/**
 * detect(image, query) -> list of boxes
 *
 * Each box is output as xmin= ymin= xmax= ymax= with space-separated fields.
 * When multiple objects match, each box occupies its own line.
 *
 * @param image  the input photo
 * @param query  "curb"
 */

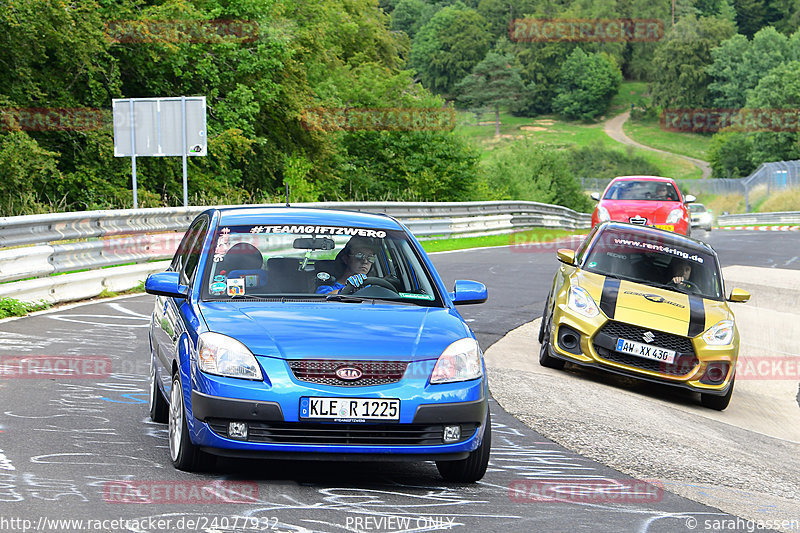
xmin=716 ymin=225 xmax=800 ymax=231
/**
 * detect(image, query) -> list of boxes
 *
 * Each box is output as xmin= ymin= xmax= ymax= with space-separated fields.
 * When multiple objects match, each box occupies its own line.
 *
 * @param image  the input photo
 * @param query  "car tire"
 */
xmin=700 ymin=377 xmax=734 ymax=411
xmin=538 ymin=301 xmax=565 ymax=370
xmin=149 ymin=356 xmax=168 ymax=423
xmin=169 ymin=373 xmax=213 ymax=471
xmin=436 ymin=409 xmax=491 ymax=483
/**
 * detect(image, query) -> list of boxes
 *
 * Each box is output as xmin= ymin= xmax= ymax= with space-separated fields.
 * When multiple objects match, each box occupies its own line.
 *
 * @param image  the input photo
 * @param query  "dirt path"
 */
xmin=604 ymin=111 xmax=712 ymax=178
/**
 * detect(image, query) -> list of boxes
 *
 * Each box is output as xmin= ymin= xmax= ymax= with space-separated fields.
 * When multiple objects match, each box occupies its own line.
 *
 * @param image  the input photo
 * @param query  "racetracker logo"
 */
xmin=299 ymin=108 xmax=457 ymax=132
xmin=735 ymin=356 xmax=800 ymax=380
xmin=0 ymin=356 xmax=112 ymax=379
xmin=508 ymin=232 xmax=586 ymax=253
xmin=508 ymin=478 xmax=663 ymax=503
xmin=661 ymin=108 xmax=800 ymax=133
xmin=103 ymin=481 xmax=259 ymax=504
xmin=104 ymin=19 xmax=259 ymax=44
xmin=0 ymin=108 xmax=108 ymax=132
xmin=509 ymin=18 xmax=664 ymax=42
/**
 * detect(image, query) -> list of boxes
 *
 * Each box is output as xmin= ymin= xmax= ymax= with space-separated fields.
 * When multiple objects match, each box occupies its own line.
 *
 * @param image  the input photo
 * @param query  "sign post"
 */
xmin=112 ymin=96 xmax=207 ymax=208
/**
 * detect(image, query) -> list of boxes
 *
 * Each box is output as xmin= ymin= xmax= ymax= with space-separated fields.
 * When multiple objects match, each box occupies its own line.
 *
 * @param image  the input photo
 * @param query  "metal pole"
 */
xmin=129 ymin=100 xmax=138 ymax=209
xmin=181 ymin=96 xmax=188 ymax=207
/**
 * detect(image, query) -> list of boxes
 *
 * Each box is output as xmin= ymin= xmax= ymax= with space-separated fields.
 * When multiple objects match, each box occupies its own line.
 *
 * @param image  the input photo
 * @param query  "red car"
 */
xmin=590 ymin=176 xmax=695 ymax=235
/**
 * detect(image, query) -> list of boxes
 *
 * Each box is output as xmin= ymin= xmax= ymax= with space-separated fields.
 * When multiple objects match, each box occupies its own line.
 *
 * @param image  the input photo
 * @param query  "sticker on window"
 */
xmin=399 ymin=292 xmax=434 ymax=300
xmin=210 ymin=281 xmax=226 ymax=294
xmin=227 ymin=278 xmax=245 ymax=296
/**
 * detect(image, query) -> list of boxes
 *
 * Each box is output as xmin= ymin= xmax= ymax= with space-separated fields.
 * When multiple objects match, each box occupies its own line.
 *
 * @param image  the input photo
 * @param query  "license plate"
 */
xmin=299 ymin=397 xmax=400 ymax=421
xmin=615 ymin=338 xmax=676 ymax=364
xmin=654 ymin=224 xmax=674 ymax=231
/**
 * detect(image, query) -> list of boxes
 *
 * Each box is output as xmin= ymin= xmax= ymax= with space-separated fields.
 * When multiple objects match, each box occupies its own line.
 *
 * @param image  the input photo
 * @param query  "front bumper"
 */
xmin=548 ymin=305 xmax=736 ymax=396
xmin=185 ymin=356 xmax=488 ymax=457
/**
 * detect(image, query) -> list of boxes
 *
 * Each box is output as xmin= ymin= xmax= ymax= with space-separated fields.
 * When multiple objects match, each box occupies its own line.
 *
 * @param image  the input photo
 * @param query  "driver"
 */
xmin=315 ymin=237 xmax=378 ymax=295
xmin=670 ymin=259 xmax=692 ymax=286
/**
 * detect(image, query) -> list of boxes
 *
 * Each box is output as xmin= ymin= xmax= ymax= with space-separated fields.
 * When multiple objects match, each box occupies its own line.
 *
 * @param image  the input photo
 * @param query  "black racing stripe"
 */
xmin=599 ymin=277 xmax=621 ymax=319
xmin=687 ymin=295 xmax=705 ymax=337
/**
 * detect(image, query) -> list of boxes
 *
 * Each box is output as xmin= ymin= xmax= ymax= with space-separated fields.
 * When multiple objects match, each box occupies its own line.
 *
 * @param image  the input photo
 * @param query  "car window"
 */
xmin=690 ymin=204 xmax=706 ymax=213
xmin=200 ymin=224 xmax=442 ymax=305
xmin=179 ymin=217 xmax=209 ymax=284
xmin=603 ymin=180 xmax=680 ymax=201
xmin=583 ymin=228 xmax=722 ymax=300
xmin=171 ymin=216 xmax=208 ymax=273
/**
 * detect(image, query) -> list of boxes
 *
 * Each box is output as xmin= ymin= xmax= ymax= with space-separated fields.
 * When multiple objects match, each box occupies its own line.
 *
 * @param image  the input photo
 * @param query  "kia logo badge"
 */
xmin=336 ymin=367 xmax=362 ymax=380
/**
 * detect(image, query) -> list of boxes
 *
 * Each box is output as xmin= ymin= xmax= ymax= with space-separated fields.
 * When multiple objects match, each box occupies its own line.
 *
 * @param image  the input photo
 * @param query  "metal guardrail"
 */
xmin=717 ymin=211 xmax=800 ymax=226
xmin=0 ymin=201 xmax=591 ymax=304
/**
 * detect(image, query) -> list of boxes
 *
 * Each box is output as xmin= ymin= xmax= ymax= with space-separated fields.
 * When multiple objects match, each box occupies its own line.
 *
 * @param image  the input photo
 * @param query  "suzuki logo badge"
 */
xmin=642 ymin=331 xmax=655 ymax=343
xmin=335 ymin=367 xmax=362 ymax=381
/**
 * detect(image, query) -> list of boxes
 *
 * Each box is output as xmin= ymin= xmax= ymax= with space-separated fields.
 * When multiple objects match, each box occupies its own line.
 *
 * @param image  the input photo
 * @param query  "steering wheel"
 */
xmin=339 ymin=276 xmax=399 ymax=295
xmin=668 ymin=279 xmax=699 ymax=293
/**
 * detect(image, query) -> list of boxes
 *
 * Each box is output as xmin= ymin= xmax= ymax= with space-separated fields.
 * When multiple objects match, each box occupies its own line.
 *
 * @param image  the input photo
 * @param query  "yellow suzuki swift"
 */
xmin=539 ymin=222 xmax=750 ymax=410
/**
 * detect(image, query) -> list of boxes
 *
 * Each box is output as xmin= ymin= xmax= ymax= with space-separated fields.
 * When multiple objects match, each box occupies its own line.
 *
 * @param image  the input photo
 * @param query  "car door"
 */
xmin=153 ymin=216 xmax=209 ymax=396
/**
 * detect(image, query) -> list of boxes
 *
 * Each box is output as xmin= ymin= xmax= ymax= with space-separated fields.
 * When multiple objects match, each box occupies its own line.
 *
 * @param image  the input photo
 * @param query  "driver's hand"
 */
xmin=346 ymin=273 xmax=367 ymax=289
xmin=672 ymin=276 xmax=685 ymax=284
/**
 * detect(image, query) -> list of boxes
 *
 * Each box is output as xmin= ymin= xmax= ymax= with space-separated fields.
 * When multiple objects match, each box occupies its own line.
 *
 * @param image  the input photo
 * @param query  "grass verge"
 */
xmin=420 ymin=228 xmax=585 ymax=253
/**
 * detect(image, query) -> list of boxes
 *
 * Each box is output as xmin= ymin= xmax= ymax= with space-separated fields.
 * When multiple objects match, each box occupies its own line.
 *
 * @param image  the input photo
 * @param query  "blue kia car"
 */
xmin=145 ymin=207 xmax=490 ymax=482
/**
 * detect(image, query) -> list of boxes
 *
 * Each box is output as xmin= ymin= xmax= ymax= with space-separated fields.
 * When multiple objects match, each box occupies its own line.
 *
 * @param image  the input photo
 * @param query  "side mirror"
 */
xmin=590 ymin=192 xmax=601 ymax=201
xmin=450 ymin=280 xmax=487 ymax=305
xmin=557 ymin=248 xmax=575 ymax=265
xmin=684 ymin=194 xmax=696 ymax=203
xmin=145 ymin=272 xmax=189 ymax=299
xmin=728 ymin=288 xmax=750 ymax=303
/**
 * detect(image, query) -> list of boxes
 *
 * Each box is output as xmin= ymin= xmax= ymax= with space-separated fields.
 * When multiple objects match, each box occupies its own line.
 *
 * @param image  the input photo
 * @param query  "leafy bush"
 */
xmin=551 ymin=49 xmax=622 ymax=121
xmin=565 ymin=144 xmax=662 ymax=180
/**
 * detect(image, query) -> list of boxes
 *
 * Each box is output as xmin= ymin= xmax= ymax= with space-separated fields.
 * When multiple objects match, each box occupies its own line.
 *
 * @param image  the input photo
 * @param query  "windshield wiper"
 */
xmin=324 ymin=294 xmax=417 ymax=305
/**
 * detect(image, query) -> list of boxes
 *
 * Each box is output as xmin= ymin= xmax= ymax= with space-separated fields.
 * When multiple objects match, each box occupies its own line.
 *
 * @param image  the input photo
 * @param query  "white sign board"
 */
xmin=112 ymin=97 xmax=206 ymax=157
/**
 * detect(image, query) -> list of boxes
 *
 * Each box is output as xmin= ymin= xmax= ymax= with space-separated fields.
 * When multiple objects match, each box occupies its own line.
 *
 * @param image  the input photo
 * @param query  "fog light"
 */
xmin=443 ymin=425 xmax=461 ymax=443
xmin=228 ymin=421 xmax=248 ymax=439
xmin=700 ymin=362 xmax=729 ymax=384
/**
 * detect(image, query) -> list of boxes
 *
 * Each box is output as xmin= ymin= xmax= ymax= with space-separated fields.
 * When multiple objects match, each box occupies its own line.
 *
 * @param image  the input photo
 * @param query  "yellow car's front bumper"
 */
xmin=547 ymin=302 xmax=737 ymax=396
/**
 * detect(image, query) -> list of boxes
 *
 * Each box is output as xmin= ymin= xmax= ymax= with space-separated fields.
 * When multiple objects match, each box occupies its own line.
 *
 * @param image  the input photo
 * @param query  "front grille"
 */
xmin=629 ymin=216 xmax=647 ymax=225
xmin=598 ymin=321 xmax=694 ymax=353
xmin=287 ymin=359 xmax=408 ymax=387
xmin=593 ymin=321 xmax=698 ymax=376
xmin=207 ymin=420 xmax=479 ymax=446
xmin=594 ymin=345 xmax=698 ymax=376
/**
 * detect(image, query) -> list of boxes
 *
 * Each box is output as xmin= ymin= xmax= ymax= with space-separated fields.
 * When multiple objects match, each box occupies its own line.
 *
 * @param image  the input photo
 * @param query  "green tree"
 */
xmin=479 ymin=140 xmax=593 ymax=212
xmin=707 ymin=131 xmax=756 ymax=178
xmin=650 ymin=15 xmax=736 ymax=108
xmin=455 ymin=51 xmax=525 ymax=136
xmin=551 ymin=48 xmax=622 ymax=121
xmin=410 ymin=4 xmax=493 ymax=96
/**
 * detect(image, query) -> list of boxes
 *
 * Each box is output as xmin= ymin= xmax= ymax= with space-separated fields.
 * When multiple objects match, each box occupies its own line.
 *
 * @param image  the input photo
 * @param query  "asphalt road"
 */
xmin=0 ymin=229 xmax=795 ymax=533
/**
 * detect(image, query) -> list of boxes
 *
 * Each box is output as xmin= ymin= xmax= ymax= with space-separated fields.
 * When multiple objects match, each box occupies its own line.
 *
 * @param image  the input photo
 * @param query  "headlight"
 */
xmin=568 ymin=286 xmax=600 ymax=318
xmin=197 ymin=332 xmax=263 ymax=380
xmin=430 ymin=338 xmax=483 ymax=384
xmin=666 ymin=208 xmax=684 ymax=224
xmin=702 ymin=320 xmax=734 ymax=345
xmin=597 ymin=206 xmax=611 ymax=222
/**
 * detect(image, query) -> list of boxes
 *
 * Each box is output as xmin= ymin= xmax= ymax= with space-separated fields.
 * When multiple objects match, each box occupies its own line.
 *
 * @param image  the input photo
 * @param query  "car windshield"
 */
xmin=603 ymin=180 xmax=680 ymax=201
xmin=200 ymin=223 xmax=441 ymax=305
xmin=582 ymin=228 xmax=723 ymax=300
xmin=689 ymin=204 xmax=706 ymax=213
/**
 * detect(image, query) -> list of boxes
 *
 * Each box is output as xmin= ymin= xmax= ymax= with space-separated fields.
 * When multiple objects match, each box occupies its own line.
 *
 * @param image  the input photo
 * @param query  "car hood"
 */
xmin=600 ymin=200 xmax=683 ymax=222
xmin=199 ymin=301 xmax=472 ymax=361
xmin=575 ymin=271 xmax=731 ymax=337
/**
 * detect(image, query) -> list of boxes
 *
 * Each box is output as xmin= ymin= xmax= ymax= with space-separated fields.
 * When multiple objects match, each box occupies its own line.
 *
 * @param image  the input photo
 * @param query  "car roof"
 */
xmin=610 ymin=175 xmax=677 ymax=183
xmin=213 ymin=206 xmax=404 ymax=231
xmin=598 ymin=221 xmax=717 ymax=255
